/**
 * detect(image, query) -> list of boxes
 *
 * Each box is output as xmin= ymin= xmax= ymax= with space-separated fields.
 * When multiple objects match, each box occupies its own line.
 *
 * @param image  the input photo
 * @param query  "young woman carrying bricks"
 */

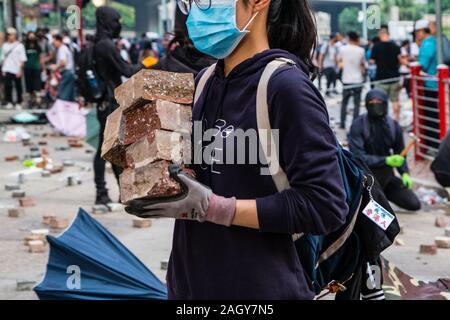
xmin=126 ymin=0 xmax=348 ymax=299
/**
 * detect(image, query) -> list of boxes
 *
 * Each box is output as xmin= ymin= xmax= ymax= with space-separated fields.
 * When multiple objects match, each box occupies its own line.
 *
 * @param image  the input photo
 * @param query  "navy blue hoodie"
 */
xmin=167 ymin=49 xmax=348 ymax=300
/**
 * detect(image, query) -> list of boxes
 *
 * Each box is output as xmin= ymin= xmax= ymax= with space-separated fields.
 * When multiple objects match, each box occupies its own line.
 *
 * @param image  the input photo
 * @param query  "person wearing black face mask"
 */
xmin=349 ymin=89 xmax=421 ymax=212
xmin=93 ymin=6 xmax=144 ymax=205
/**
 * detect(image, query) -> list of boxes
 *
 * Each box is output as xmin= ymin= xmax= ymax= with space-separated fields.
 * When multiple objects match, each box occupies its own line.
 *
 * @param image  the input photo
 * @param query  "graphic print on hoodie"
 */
xmin=167 ymin=49 xmax=349 ymax=300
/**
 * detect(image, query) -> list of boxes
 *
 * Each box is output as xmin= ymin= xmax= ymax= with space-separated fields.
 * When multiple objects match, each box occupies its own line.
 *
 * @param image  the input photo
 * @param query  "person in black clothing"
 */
xmin=349 ymin=89 xmax=421 ymax=211
xmin=152 ymin=6 xmax=215 ymax=75
xmin=93 ymin=6 xmax=143 ymax=205
xmin=431 ymin=132 xmax=450 ymax=187
xmin=24 ymin=32 xmax=42 ymax=108
xmin=369 ymin=26 xmax=402 ymax=121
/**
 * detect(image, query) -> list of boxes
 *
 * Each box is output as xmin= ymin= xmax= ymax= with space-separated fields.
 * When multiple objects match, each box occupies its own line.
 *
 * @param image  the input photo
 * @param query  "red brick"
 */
xmin=5 ymin=155 xmax=18 ymax=161
xmin=125 ymin=130 xmax=185 ymax=168
xmin=435 ymin=217 xmax=447 ymax=228
xmin=49 ymin=166 xmax=64 ymax=174
xmin=119 ymin=160 xmax=183 ymax=204
xmin=434 ymin=236 xmax=450 ymax=249
xmin=69 ymin=142 xmax=83 ymax=148
xmin=122 ymin=100 xmax=191 ymax=145
xmin=8 ymin=208 xmax=25 ymax=218
xmin=50 ymin=218 xmax=69 ymax=229
xmin=115 ymin=69 xmax=194 ymax=109
xmin=419 ymin=244 xmax=437 ymax=255
xmin=42 ymin=215 xmax=56 ymax=225
xmin=101 ymin=106 xmax=126 ymax=167
xmin=132 ymin=218 xmax=152 ymax=228
xmin=28 ymin=240 xmax=46 ymax=253
xmin=24 ymin=234 xmax=46 ymax=244
xmin=19 ymin=197 xmax=35 ymax=207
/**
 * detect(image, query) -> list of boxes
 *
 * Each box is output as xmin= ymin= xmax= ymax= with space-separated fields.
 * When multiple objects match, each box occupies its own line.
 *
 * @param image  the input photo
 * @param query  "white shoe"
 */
xmin=5 ymin=103 xmax=13 ymax=109
xmin=15 ymin=103 xmax=22 ymax=110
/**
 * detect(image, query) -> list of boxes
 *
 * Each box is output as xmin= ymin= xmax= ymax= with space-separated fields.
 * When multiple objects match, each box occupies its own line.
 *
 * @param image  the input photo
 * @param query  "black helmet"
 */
xmin=365 ymin=88 xmax=388 ymax=118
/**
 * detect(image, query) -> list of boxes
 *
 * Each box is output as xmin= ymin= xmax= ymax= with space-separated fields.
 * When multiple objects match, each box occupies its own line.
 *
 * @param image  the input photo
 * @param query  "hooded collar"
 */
xmin=95 ymin=7 xmax=121 ymax=41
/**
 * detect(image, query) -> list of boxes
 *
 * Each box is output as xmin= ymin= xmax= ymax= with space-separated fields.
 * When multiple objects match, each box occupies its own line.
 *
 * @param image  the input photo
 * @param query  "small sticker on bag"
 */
xmin=362 ymin=200 xmax=395 ymax=230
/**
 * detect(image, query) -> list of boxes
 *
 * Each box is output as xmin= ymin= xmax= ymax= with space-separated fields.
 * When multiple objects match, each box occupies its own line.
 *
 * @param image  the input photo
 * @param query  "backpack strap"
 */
xmin=256 ymin=57 xmax=295 ymax=192
xmin=194 ymin=63 xmax=217 ymax=106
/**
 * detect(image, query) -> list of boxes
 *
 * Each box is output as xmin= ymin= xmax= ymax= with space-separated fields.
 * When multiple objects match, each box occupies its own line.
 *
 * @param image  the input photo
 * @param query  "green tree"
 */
xmin=339 ymin=7 xmax=362 ymax=35
xmin=380 ymin=0 xmax=426 ymax=20
xmin=426 ymin=0 xmax=450 ymax=14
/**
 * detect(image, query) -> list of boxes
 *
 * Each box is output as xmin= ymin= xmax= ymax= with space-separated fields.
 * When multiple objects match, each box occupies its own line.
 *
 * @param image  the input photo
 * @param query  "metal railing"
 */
xmin=410 ymin=63 xmax=450 ymax=161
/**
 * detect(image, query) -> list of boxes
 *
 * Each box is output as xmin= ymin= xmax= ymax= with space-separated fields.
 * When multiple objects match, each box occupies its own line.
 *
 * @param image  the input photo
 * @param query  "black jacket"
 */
xmin=349 ymin=114 xmax=408 ymax=188
xmin=431 ymin=131 xmax=450 ymax=187
xmin=153 ymin=45 xmax=215 ymax=77
xmin=94 ymin=7 xmax=142 ymax=116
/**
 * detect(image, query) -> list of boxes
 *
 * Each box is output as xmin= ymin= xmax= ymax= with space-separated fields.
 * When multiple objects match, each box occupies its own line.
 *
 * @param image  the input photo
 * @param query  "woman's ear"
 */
xmin=251 ymin=0 xmax=270 ymax=13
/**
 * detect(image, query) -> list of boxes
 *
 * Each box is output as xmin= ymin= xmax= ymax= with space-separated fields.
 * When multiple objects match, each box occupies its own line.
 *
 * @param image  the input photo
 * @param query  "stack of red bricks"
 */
xmin=101 ymin=69 xmax=194 ymax=204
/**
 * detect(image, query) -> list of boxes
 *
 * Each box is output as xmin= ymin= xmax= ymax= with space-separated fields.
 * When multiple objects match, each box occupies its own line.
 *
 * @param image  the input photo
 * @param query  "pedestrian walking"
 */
xmin=415 ymin=19 xmax=439 ymax=152
xmin=1 ymin=27 xmax=27 ymax=110
xmin=370 ymin=26 xmax=402 ymax=121
xmin=338 ymin=31 xmax=365 ymax=129
xmin=24 ymin=32 xmax=43 ymax=108
xmin=318 ymin=34 xmax=338 ymax=97
xmin=51 ymin=34 xmax=75 ymax=102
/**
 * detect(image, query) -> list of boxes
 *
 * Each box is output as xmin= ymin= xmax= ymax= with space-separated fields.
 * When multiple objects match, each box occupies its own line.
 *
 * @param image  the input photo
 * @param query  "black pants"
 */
xmin=341 ymin=84 xmax=362 ymax=128
xmin=25 ymin=68 xmax=41 ymax=93
xmin=384 ymin=176 xmax=421 ymax=211
xmin=423 ymin=90 xmax=440 ymax=151
xmin=4 ymin=72 xmax=23 ymax=104
xmin=94 ymin=106 xmax=122 ymax=194
xmin=323 ymin=67 xmax=337 ymax=92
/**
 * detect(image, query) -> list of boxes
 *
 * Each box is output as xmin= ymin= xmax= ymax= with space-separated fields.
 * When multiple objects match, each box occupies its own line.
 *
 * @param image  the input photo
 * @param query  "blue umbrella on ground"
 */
xmin=34 ymin=208 xmax=167 ymax=300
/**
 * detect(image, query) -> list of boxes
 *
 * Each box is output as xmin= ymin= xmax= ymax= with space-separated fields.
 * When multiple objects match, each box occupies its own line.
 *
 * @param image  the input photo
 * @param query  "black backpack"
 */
xmin=75 ymin=43 xmax=104 ymax=103
xmin=195 ymin=58 xmax=401 ymax=299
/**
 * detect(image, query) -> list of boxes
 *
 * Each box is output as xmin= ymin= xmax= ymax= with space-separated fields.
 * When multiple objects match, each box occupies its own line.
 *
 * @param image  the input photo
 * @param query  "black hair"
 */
xmin=25 ymin=31 xmax=39 ymax=51
xmin=401 ymin=39 xmax=410 ymax=47
xmin=53 ymin=34 xmax=63 ymax=42
xmin=347 ymin=31 xmax=359 ymax=42
xmin=166 ymin=4 xmax=206 ymax=58
xmin=264 ymin=0 xmax=317 ymax=73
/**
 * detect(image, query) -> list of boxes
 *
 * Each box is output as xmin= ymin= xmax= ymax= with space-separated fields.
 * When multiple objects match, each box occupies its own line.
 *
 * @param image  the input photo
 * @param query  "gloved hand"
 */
xmin=385 ymin=155 xmax=405 ymax=168
xmin=125 ymin=165 xmax=237 ymax=227
xmin=402 ymin=173 xmax=413 ymax=189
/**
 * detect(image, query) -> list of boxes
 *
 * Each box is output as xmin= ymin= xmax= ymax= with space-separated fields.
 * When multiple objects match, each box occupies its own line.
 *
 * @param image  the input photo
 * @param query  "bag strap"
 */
xmin=3 ymin=43 xmax=20 ymax=61
xmin=193 ymin=58 xmax=293 ymax=192
xmin=256 ymin=57 xmax=295 ymax=192
xmin=194 ymin=63 xmax=217 ymax=106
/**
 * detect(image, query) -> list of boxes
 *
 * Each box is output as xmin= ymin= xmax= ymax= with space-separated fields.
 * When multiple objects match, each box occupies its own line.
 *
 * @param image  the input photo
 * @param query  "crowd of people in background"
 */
xmin=314 ymin=18 xmax=443 ymax=212
xmin=315 ymin=19 xmax=439 ymax=129
xmin=0 ymin=13 xmax=446 ymax=211
xmin=0 ymin=25 xmax=169 ymax=110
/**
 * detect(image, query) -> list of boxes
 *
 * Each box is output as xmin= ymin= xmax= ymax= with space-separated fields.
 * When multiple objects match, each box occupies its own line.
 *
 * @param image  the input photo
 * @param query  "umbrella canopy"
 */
xmin=34 ymin=208 xmax=167 ymax=300
xmin=46 ymin=99 xmax=86 ymax=137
